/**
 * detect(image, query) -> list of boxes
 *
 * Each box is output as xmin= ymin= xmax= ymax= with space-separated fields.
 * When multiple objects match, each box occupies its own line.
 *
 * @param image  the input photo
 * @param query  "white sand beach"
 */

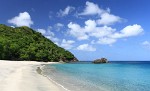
xmin=0 ymin=60 xmax=67 ymax=91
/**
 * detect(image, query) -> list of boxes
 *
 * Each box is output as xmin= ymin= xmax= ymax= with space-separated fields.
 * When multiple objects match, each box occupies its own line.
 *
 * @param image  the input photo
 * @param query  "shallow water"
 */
xmin=42 ymin=61 xmax=150 ymax=91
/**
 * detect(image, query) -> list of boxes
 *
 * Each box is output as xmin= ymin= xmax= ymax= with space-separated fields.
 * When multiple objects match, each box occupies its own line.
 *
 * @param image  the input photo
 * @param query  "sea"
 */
xmin=42 ymin=61 xmax=150 ymax=91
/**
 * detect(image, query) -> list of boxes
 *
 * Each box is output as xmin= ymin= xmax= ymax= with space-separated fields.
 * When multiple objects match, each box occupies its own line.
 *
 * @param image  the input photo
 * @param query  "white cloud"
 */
xmin=142 ymin=41 xmax=150 ymax=48
xmin=46 ymin=26 xmax=55 ymax=36
xmin=79 ymin=1 xmax=104 ymax=15
xmin=84 ymin=19 xmax=97 ymax=32
xmin=111 ymin=24 xmax=143 ymax=38
xmin=67 ymin=19 xmax=143 ymax=45
xmin=84 ymin=20 xmax=116 ymax=38
xmin=97 ymin=37 xmax=117 ymax=45
xmin=37 ymin=29 xmax=46 ymax=35
xmin=142 ymin=41 xmax=150 ymax=45
xmin=37 ymin=26 xmax=60 ymax=45
xmin=120 ymin=24 xmax=143 ymax=37
xmin=56 ymin=23 xmax=64 ymax=27
xmin=57 ymin=6 xmax=75 ymax=17
xmin=8 ymin=12 xmax=33 ymax=27
xmin=67 ymin=20 xmax=116 ymax=41
xmin=77 ymin=44 xmax=96 ymax=51
xmin=89 ymin=25 xmax=116 ymax=38
xmin=68 ymin=22 xmax=89 ymax=40
xmin=68 ymin=19 xmax=116 ymax=40
xmin=37 ymin=27 xmax=53 ymax=37
xmin=60 ymin=39 xmax=75 ymax=50
xmin=54 ymin=23 xmax=64 ymax=31
xmin=97 ymin=13 xmax=122 ymax=25
xmin=79 ymin=1 xmax=122 ymax=25
xmin=46 ymin=36 xmax=59 ymax=44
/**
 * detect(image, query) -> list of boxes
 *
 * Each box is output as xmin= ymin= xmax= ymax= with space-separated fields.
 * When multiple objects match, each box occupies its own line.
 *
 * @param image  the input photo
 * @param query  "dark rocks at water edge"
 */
xmin=93 ymin=58 xmax=108 ymax=64
xmin=59 ymin=57 xmax=78 ymax=63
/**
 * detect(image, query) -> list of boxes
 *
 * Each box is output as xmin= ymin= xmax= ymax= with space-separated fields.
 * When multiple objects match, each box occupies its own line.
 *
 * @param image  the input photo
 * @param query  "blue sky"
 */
xmin=0 ymin=0 xmax=150 ymax=61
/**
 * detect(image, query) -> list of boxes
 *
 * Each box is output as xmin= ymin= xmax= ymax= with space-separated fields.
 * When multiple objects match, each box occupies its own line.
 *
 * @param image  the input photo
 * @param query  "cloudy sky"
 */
xmin=0 ymin=0 xmax=150 ymax=61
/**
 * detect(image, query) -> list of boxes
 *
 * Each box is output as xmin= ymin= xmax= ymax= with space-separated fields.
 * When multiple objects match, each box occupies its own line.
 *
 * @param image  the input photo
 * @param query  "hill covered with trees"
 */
xmin=0 ymin=24 xmax=78 ymax=62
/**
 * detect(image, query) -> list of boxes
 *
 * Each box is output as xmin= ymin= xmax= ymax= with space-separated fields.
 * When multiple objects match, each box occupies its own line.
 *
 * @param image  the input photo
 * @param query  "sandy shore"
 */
xmin=0 ymin=60 xmax=67 ymax=91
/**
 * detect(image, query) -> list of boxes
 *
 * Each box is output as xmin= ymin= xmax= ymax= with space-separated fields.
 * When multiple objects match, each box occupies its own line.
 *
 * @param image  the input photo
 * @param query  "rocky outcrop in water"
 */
xmin=93 ymin=58 xmax=108 ymax=64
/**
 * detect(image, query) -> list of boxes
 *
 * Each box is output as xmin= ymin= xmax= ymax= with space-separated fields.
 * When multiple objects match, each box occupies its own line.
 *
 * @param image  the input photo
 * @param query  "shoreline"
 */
xmin=39 ymin=65 xmax=71 ymax=91
xmin=0 ymin=60 xmax=68 ymax=91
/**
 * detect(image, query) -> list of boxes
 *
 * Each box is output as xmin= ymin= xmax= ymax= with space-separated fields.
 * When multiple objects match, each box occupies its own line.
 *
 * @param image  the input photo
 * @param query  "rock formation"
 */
xmin=93 ymin=58 xmax=108 ymax=64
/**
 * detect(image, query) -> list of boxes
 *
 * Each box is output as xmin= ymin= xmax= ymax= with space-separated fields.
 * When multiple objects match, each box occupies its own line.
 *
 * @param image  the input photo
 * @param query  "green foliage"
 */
xmin=0 ymin=24 xmax=77 ymax=62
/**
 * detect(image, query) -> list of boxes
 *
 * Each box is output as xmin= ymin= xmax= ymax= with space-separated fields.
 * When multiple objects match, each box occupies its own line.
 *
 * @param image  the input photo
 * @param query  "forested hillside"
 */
xmin=0 ymin=24 xmax=78 ymax=62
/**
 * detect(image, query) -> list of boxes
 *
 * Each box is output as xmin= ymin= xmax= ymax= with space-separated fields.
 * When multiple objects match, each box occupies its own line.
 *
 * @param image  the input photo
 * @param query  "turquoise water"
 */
xmin=42 ymin=61 xmax=150 ymax=91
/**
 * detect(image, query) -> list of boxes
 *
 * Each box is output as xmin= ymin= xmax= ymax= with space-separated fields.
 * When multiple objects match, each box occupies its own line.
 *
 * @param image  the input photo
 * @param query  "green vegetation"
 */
xmin=0 ymin=24 xmax=78 ymax=62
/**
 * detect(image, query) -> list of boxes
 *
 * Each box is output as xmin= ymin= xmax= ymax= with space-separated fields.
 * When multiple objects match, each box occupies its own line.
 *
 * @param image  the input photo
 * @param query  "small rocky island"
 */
xmin=93 ymin=58 xmax=108 ymax=64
